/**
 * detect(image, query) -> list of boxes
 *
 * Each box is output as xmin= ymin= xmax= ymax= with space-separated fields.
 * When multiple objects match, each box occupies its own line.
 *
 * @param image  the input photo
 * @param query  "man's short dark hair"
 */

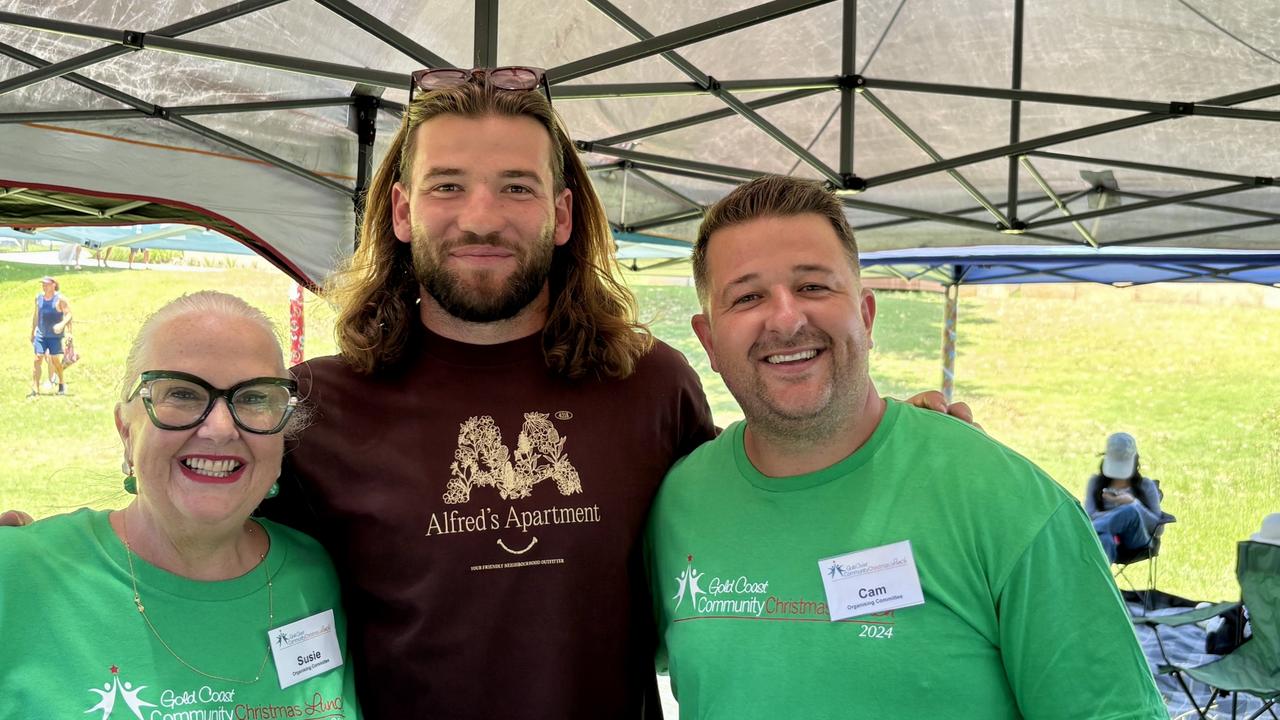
xmin=693 ymin=175 xmax=859 ymax=308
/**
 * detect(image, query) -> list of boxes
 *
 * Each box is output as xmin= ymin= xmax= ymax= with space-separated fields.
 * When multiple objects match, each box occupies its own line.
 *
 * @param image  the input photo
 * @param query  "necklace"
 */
xmin=121 ymin=512 xmax=274 ymax=685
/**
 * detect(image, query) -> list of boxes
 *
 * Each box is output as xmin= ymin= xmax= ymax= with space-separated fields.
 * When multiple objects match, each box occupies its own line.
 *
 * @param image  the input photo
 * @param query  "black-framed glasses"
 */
xmin=127 ymin=370 xmax=298 ymax=435
xmin=409 ymin=66 xmax=552 ymax=105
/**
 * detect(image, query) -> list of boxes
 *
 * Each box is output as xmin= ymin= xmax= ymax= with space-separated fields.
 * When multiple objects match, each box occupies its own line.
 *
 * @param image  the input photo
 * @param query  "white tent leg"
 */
xmin=941 ymin=284 xmax=958 ymax=404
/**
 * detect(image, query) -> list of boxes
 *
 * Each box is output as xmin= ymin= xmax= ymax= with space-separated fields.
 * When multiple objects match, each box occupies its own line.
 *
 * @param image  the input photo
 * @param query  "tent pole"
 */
xmin=858 ymin=89 xmax=1011 ymax=227
xmin=594 ymin=88 xmax=829 ymax=146
xmin=1018 ymin=157 xmax=1098 ymax=247
xmin=474 ymin=0 xmax=498 ymax=68
xmin=843 ymin=197 xmax=1072 ymax=242
xmin=1114 ymin=190 xmax=1280 ymax=221
xmin=626 ymin=163 xmax=740 ymax=187
xmin=864 ymin=81 xmax=1280 ymax=189
xmin=554 ymin=77 xmax=836 ymax=98
xmin=1026 ymin=150 xmax=1261 ymax=186
xmin=549 ymin=0 xmax=833 ymax=83
xmin=1031 ymin=182 xmax=1260 ymax=229
xmin=629 ymin=169 xmax=704 ymax=211
xmin=351 ymin=95 xmax=380 ymax=248
xmin=586 ymin=0 xmax=710 ymax=85
xmin=0 ymin=0 xmax=287 ymax=98
xmin=624 ymin=209 xmax=704 ymax=233
xmin=313 ymin=0 xmax=452 ymax=69
xmin=585 ymin=0 xmax=842 ymax=185
xmin=0 ymin=12 xmax=405 ymax=89
xmin=941 ymin=283 xmax=959 ymax=404
xmin=1105 ymin=217 xmax=1280 ymax=247
xmin=839 ymin=0 xmax=855 ymax=177
xmin=1005 ymin=0 xmax=1024 ymax=231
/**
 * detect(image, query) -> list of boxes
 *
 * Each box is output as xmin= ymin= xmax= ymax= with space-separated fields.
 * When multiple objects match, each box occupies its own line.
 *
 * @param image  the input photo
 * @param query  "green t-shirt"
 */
xmin=647 ymin=400 xmax=1165 ymax=720
xmin=0 ymin=509 xmax=359 ymax=718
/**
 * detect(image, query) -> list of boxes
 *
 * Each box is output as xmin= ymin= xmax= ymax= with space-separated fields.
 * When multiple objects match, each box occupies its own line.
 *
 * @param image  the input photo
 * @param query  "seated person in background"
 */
xmin=0 ymin=291 xmax=359 ymax=715
xmin=1085 ymin=432 xmax=1164 ymax=562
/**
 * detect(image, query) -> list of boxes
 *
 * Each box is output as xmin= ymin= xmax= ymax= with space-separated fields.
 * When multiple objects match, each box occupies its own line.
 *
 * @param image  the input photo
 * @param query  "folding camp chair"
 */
xmin=1134 ymin=540 xmax=1280 ymax=720
xmin=1113 ymin=505 xmax=1176 ymax=614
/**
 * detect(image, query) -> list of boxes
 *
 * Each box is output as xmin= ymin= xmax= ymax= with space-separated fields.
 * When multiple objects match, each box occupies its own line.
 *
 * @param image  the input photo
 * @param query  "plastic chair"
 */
xmin=1134 ymin=540 xmax=1280 ymax=719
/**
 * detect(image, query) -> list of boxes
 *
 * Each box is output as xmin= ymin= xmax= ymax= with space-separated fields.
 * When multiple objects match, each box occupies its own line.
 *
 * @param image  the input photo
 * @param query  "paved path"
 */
xmin=1 ymin=250 xmax=219 ymax=272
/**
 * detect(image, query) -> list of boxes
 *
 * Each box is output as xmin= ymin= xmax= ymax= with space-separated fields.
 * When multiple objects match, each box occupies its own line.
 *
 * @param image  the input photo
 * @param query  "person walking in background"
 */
xmin=128 ymin=246 xmax=150 ymax=269
xmin=1085 ymin=432 xmax=1164 ymax=562
xmin=57 ymin=241 xmax=81 ymax=271
xmin=29 ymin=275 xmax=71 ymax=397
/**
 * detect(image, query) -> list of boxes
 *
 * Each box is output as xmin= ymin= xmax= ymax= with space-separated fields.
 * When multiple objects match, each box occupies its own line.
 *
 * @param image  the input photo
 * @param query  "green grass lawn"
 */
xmin=0 ymin=261 xmax=337 ymax=520
xmin=3 ymin=260 xmax=1276 ymax=602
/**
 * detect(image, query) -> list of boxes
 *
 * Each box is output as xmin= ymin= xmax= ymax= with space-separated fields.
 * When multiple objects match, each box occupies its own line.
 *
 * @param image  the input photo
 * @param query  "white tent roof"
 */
xmin=2 ymin=1 xmax=1278 ymax=283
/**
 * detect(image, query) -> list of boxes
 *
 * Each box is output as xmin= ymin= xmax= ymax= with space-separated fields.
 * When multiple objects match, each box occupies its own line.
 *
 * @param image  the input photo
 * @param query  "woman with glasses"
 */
xmin=0 ymin=291 xmax=359 ymax=716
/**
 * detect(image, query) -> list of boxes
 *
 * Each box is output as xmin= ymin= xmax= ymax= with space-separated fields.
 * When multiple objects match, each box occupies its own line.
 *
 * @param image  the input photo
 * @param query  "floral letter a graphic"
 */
xmin=444 ymin=412 xmax=582 ymax=503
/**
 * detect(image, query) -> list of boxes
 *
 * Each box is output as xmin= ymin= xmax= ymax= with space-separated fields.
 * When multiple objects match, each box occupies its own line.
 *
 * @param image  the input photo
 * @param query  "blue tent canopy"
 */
xmin=850 ymin=244 xmax=1280 ymax=400
xmin=616 ymin=238 xmax=1280 ymax=289
xmin=858 ymin=246 xmax=1280 ymax=288
xmin=0 ymin=224 xmax=254 ymax=255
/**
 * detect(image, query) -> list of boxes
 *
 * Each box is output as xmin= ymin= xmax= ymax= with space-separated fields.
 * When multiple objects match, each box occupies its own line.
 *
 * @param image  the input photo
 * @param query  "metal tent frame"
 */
xmin=2 ymin=1 xmax=1278 ymax=284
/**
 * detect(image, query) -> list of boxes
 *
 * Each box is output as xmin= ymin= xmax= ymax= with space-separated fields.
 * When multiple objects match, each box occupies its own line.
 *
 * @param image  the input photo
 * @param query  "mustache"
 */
xmin=750 ymin=327 xmax=832 ymax=358
xmin=436 ymin=232 xmax=516 ymax=254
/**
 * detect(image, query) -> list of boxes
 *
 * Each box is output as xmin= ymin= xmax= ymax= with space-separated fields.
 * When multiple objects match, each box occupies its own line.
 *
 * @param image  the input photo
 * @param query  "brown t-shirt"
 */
xmin=274 ymin=327 xmax=715 ymax=719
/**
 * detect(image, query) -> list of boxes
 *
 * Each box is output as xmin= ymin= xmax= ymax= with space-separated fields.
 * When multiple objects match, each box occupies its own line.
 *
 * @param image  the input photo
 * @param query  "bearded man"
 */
xmin=275 ymin=70 xmax=714 ymax=719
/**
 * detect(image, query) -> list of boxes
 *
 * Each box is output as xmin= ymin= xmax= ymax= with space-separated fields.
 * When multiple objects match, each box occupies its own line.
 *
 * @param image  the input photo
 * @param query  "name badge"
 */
xmin=268 ymin=609 xmax=344 ymax=689
xmin=818 ymin=540 xmax=925 ymax=622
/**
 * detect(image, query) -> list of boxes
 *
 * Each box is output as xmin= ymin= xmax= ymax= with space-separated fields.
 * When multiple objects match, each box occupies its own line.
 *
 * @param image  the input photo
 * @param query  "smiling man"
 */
xmin=646 ymin=175 xmax=1166 ymax=719
xmin=274 ymin=71 xmax=716 ymax=720
xmin=0 ymin=71 xmax=975 ymax=719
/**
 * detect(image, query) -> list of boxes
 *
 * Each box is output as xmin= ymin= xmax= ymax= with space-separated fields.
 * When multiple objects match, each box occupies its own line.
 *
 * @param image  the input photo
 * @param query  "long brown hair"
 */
xmin=326 ymin=80 xmax=651 ymax=379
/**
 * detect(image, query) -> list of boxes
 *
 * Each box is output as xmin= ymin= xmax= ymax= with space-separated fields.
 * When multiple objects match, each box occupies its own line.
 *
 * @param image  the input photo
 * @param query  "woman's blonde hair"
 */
xmin=326 ymin=81 xmax=651 ymax=380
xmin=119 ymin=290 xmax=310 ymax=438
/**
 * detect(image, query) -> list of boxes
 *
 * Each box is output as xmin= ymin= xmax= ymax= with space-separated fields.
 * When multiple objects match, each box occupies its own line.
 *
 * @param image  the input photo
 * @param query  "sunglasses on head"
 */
xmin=409 ymin=66 xmax=551 ymax=105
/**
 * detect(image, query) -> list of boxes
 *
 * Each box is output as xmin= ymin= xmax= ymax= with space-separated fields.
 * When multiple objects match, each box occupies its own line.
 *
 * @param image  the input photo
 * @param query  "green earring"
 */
xmin=265 ymin=482 xmax=280 ymax=499
xmin=122 ymin=461 xmax=137 ymax=495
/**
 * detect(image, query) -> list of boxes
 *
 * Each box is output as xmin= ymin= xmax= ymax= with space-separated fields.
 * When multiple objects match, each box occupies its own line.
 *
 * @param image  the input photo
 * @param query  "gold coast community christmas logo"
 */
xmin=85 ymin=665 xmax=155 ymax=719
xmin=672 ymin=555 xmax=706 ymax=611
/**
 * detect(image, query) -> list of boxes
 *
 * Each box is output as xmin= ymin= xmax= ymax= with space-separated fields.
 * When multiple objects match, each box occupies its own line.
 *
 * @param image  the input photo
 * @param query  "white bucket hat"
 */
xmin=1249 ymin=513 xmax=1280 ymax=546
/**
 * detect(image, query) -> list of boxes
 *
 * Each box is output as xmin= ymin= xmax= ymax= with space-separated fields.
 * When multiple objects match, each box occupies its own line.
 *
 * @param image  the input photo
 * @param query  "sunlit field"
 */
xmin=2 ymin=259 xmax=1276 ymax=602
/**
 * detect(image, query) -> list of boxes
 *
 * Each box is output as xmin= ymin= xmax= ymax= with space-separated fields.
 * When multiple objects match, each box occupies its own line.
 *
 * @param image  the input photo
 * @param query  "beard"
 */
xmin=734 ymin=326 xmax=871 ymax=445
xmin=410 ymin=224 xmax=557 ymax=323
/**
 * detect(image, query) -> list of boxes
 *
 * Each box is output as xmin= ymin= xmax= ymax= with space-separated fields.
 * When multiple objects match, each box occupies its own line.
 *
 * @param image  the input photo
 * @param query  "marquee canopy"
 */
xmin=0 ymin=223 xmax=255 ymax=254
xmin=1 ymin=1 xmax=1278 ymax=284
xmin=859 ymin=245 xmax=1280 ymax=287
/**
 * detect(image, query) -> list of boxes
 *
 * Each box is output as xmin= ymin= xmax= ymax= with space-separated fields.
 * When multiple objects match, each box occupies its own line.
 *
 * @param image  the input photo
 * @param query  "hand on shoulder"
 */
xmin=0 ymin=510 xmax=34 ymax=527
xmin=902 ymin=390 xmax=980 ymax=430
